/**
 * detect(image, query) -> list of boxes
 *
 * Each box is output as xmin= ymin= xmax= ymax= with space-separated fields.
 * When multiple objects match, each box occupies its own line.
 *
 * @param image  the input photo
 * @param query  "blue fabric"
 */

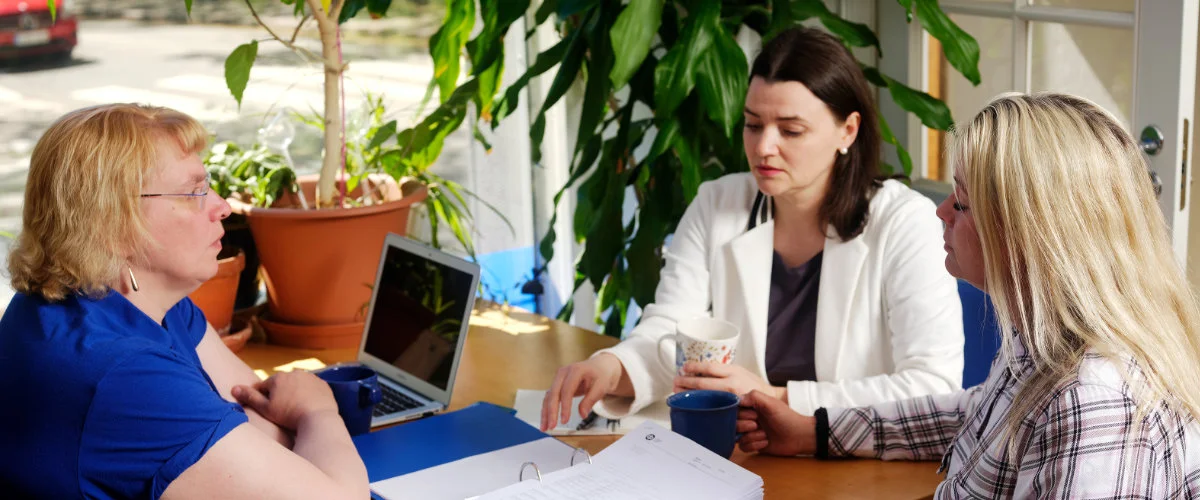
xmin=0 ymin=291 xmax=248 ymax=499
xmin=959 ymin=280 xmax=1001 ymax=388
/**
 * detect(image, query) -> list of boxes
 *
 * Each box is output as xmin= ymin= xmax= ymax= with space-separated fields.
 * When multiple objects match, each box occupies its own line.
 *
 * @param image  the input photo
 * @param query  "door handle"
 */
xmin=1142 ymin=125 xmax=1165 ymax=156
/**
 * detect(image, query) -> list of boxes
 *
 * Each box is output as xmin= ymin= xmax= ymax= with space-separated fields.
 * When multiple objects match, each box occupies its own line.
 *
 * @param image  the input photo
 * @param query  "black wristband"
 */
xmin=814 ymin=407 xmax=830 ymax=459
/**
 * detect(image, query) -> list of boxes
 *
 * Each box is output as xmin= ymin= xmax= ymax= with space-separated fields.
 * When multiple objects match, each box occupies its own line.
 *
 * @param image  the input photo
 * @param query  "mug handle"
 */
xmin=359 ymin=382 xmax=382 ymax=408
xmin=656 ymin=334 xmax=678 ymax=374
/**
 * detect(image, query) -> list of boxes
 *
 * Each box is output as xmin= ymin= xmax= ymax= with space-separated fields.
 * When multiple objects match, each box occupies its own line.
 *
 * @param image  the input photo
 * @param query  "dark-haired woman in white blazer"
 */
xmin=541 ymin=27 xmax=963 ymax=430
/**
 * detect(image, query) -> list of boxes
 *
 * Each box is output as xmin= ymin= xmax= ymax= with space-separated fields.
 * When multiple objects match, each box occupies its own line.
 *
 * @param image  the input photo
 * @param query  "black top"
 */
xmin=764 ymin=250 xmax=823 ymax=386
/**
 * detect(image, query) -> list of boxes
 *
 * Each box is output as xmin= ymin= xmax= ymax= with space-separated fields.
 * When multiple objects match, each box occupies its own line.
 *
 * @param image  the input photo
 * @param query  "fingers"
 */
xmin=558 ymin=368 xmax=586 ymax=426
xmin=738 ymin=430 xmax=768 ymax=453
xmin=682 ymin=361 xmax=730 ymax=377
xmin=736 ymin=419 xmax=759 ymax=433
xmin=542 ymin=367 xmax=569 ymax=431
xmin=577 ymin=378 xmax=607 ymax=420
xmin=674 ymin=375 xmax=725 ymax=392
xmin=738 ymin=408 xmax=758 ymax=421
xmin=232 ymin=384 xmax=269 ymax=414
xmin=739 ymin=389 xmax=770 ymax=410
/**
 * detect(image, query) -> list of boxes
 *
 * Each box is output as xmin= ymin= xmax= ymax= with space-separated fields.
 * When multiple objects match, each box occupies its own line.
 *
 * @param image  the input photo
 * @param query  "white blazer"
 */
xmin=594 ymin=173 xmax=964 ymax=417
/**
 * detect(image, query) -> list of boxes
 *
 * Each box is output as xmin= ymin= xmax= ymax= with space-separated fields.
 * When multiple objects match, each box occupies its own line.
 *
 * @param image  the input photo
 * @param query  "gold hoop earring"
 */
xmin=128 ymin=267 xmax=139 ymax=292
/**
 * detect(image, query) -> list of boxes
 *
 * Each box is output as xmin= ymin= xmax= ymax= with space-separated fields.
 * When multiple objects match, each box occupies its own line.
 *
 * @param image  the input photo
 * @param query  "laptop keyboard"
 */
xmin=374 ymin=384 xmax=423 ymax=417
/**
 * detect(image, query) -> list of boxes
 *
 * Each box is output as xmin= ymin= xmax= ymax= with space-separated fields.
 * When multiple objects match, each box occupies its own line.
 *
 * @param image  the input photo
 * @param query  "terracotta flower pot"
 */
xmin=188 ymin=247 xmax=245 ymax=335
xmin=221 ymin=315 xmax=254 ymax=353
xmin=229 ymin=174 xmax=427 ymax=349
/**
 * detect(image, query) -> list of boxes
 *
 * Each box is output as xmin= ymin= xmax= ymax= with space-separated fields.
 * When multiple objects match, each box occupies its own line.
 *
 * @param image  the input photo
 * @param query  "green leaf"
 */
xmin=473 ymin=61 xmax=504 ymax=121
xmin=583 ymin=169 xmax=625 ymax=290
xmin=366 ymin=0 xmax=391 ymax=18
xmin=224 ymin=41 xmax=258 ymax=109
xmin=675 ymin=132 xmax=701 ymax=202
xmin=653 ymin=1 xmax=718 ymax=116
xmin=574 ymin=12 xmax=614 ymax=165
xmin=791 ymin=0 xmax=880 ymax=54
xmin=896 ymin=0 xmax=914 ymax=22
xmin=694 ymin=21 xmax=748 ymax=139
xmin=366 ymin=120 xmax=397 ymax=151
xmin=338 ymin=0 xmax=365 ymax=23
xmin=913 ymin=0 xmax=981 ymax=85
xmin=534 ymin=0 xmax=559 ymax=26
xmin=558 ymin=0 xmax=600 ymax=18
xmin=493 ymin=38 xmax=569 ymax=124
xmin=463 ymin=0 xmax=528 ymax=121
xmin=182 ymin=0 xmax=190 ymax=17
xmin=863 ymin=66 xmax=953 ymax=130
xmin=609 ymin=0 xmax=664 ymax=89
xmin=627 ymin=198 xmax=668 ymax=307
xmin=644 ymin=118 xmax=679 ymax=166
xmin=472 ymin=123 xmax=494 ymax=152
xmin=396 ymin=79 xmax=479 ymax=173
xmin=877 ymin=113 xmax=913 ymax=176
xmin=428 ymin=0 xmax=476 ymax=104
xmin=529 ymin=14 xmax=591 ymax=163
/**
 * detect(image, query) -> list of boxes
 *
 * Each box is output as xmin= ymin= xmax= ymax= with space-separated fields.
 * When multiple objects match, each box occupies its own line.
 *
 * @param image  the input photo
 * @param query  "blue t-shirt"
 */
xmin=0 ymin=291 xmax=248 ymax=499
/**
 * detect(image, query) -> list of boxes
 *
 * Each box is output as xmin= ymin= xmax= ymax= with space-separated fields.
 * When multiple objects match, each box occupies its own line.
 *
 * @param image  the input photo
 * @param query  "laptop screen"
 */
xmin=362 ymin=243 xmax=476 ymax=391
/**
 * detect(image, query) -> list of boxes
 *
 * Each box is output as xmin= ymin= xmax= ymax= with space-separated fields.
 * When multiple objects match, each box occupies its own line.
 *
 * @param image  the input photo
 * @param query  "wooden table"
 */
xmin=239 ymin=306 xmax=942 ymax=499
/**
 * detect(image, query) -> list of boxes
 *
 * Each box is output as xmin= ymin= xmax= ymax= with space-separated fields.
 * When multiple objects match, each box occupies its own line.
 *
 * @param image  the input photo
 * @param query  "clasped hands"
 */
xmin=677 ymin=362 xmax=816 ymax=456
xmin=541 ymin=355 xmax=815 ymax=456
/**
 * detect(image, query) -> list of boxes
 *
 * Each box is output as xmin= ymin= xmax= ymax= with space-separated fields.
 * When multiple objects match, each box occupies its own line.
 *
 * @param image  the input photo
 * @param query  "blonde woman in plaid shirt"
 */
xmin=735 ymin=92 xmax=1200 ymax=498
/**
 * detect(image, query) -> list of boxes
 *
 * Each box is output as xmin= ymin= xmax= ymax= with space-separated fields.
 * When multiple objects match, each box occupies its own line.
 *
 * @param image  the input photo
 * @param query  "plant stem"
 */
xmin=305 ymin=0 xmax=347 ymax=208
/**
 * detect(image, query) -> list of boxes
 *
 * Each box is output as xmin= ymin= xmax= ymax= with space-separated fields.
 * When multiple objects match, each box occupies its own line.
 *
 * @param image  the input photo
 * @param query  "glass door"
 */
xmin=918 ymin=0 xmax=1196 ymax=261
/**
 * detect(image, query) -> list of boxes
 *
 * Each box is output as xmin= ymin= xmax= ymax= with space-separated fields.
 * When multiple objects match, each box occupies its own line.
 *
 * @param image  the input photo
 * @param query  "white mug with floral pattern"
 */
xmin=657 ymin=317 xmax=741 ymax=376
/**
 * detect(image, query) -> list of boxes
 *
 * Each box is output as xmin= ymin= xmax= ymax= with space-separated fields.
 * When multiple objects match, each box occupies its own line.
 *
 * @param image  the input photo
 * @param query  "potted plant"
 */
xmin=201 ymin=92 xmax=503 ymax=350
xmin=177 ymin=0 xmax=432 ymax=349
xmin=408 ymin=0 xmax=983 ymax=336
xmin=187 ymin=246 xmax=254 ymax=352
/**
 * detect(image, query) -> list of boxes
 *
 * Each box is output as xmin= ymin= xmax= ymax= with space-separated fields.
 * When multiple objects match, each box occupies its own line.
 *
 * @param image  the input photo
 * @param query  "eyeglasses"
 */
xmin=140 ymin=183 xmax=210 ymax=211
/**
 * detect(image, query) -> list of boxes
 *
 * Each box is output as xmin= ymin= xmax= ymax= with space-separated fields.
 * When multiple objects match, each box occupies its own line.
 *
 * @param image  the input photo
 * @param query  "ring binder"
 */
xmin=517 ymin=447 xmax=592 ymax=484
xmin=569 ymin=447 xmax=592 ymax=466
xmin=518 ymin=462 xmax=542 ymax=482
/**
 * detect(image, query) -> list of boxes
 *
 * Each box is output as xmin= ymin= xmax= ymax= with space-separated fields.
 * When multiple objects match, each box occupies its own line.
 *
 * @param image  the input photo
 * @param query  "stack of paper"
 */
xmin=478 ymin=421 xmax=764 ymax=500
xmin=370 ymin=437 xmax=576 ymax=500
xmin=513 ymin=389 xmax=671 ymax=436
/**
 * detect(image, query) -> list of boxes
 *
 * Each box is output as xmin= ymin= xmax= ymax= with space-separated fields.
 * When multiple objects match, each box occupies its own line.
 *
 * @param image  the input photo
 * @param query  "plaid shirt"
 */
xmin=822 ymin=335 xmax=1200 ymax=498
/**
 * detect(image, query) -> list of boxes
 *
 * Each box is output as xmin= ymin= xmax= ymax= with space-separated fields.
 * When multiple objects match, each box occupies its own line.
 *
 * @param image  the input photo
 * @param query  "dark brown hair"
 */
xmin=751 ymin=27 xmax=883 ymax=241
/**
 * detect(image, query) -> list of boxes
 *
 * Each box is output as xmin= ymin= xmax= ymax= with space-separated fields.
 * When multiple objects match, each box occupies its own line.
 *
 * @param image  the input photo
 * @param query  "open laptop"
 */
xmin=354 ymin=232 xmax=481 ymax=427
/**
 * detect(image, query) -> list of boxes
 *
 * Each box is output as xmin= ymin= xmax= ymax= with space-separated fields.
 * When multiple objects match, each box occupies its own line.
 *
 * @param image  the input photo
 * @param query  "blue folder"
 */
xmin=352 ymin=401 xmax=552 ymax=483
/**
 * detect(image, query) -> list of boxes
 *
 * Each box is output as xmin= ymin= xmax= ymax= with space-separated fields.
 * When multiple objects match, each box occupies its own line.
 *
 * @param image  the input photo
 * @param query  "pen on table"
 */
xmin=576 ymin=411 xmax=599 ymax=431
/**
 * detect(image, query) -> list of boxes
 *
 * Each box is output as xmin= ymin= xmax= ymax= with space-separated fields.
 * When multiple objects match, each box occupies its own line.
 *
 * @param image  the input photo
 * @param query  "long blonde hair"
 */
xmin=8 ymin=103 xmax=209 ymax=301
xmin=949 ymin=92 xmax=1200 ymax=438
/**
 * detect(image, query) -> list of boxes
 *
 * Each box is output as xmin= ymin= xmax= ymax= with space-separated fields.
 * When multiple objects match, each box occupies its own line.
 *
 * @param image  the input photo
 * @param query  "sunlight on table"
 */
xmin=252 ymin=358 xmax=329 ymax=380
xmin=470 ymin=306 xmax=550 ymax=336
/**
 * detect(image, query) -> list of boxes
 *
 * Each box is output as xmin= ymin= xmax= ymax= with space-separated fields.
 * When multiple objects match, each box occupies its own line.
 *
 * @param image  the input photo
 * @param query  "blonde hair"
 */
xmin=8 ymin=103 xmax=209 ymax=301
xmin=949 ymin=92 xmax=1200 ymax=441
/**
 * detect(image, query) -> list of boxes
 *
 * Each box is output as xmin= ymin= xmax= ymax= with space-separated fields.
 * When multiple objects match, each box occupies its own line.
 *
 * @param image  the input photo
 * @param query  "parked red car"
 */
xmin=0 ymin=0 xmax=76 ymax=61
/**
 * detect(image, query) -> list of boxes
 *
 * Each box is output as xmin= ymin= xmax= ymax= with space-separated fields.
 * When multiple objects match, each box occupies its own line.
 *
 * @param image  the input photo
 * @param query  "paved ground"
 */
xmin=0 ymin=17 xmax=476 ymax=308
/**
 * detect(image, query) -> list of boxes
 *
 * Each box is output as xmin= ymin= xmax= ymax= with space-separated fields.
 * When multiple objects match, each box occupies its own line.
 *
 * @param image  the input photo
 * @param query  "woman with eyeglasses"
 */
xmin=736 ymin=93 xmax=1200 ymax=497
xmin=0 ymin=104 xmax=369 ymax=498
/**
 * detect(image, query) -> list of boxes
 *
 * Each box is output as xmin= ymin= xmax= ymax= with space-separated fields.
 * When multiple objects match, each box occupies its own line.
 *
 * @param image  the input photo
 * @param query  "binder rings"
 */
xmin=358 ymin=402 xmax=593 ymax=500
xmin=476 ymin=421 xmax=765 ymax=500
xmin=352 ymin=401 xmax=548 ymax=483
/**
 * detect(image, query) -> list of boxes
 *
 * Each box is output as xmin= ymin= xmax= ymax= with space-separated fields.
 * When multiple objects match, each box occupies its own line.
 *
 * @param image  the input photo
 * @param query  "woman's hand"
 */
xmin=540 ymin=353 xmax=626 ymax=431
xmin=674 ymin=362 xmax=786 ymax=400
xmin=737 ymin=390 xmax=817 ymax=456
xmin=232 ymin=370 xmax=339 ymax=431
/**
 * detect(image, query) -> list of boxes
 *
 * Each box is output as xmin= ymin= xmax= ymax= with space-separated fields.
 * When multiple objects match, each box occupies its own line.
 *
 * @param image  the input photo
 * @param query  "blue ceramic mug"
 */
xmin=667 ymin=390 xmax=742 ymax=458
xmin=316 ymin=365 xmax=383 ymax=436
